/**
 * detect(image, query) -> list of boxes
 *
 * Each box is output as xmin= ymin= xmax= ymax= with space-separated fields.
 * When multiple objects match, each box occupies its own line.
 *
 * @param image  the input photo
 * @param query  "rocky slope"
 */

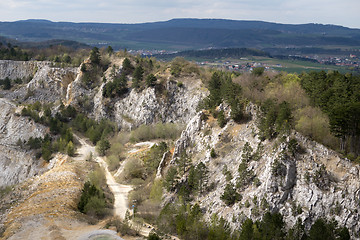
xmin=0 ymin=59 xmax=206 ymax=190
xmin=65 ymin=60 xmax=207 ymax=129
xmin=166 ymin=104 xmax=360 ymax=238
xmin=0 ymin=60 xmax=78 ymax=104
xmin=0 ymin=98 xmax=49 ymax=187
xmin=0 ymin=153 xmax=96 ymax=240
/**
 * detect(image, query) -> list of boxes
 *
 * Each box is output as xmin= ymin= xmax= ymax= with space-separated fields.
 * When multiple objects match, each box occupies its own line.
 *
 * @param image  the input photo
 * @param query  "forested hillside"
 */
xmin=0 ymin=18 xmax=360 ymax=52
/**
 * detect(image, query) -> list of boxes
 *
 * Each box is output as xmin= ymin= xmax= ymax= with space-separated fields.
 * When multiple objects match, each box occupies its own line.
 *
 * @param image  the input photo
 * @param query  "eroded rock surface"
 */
xmin=167 ymin=104 xmax=360 ymax=237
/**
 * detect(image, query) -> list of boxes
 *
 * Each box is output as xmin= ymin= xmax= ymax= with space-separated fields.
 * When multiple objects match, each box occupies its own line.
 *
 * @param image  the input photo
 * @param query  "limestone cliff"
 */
xmin=0 ymin=60 xmax=78 ymax=104
xmin=0 ymin=98 xmax=49 ymax=187
xmin=167 ymin=103 xmax=360 ymax=238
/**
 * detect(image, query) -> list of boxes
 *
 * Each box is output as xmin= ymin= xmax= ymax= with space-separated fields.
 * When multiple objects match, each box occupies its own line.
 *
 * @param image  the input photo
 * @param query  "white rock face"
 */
xmin=0 ymin=60 xmax=47 ymax=80
xmin=0 ymin=60 xmax=78 ymax=104
xmin=114 ymin=80 xmax=206 ymax=129
xmin=168 ymin=104 xmax=360 ymax=237
xmin=0 ymin=98 xmax=48 ymax=187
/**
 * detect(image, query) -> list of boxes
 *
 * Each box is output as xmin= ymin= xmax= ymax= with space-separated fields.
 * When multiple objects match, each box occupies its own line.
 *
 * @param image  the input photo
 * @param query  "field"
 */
xmin=180 ymin=56 xmax=352 ymax=74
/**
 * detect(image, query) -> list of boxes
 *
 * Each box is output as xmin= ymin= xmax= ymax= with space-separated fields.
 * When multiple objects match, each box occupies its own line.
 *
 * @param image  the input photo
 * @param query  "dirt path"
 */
xmin=74 ymin=136 xmax=180 ymax=239
xmin=75 ymin=135 xmax=133 ymax=220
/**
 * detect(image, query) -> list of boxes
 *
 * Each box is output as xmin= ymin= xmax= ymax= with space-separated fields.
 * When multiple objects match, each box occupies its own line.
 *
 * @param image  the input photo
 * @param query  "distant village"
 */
xmin=129 ymin=49 xmax=360 ymax=73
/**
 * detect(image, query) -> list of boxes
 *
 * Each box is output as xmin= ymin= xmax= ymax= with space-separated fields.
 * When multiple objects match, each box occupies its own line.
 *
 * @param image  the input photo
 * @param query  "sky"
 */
xmin=0 ymin=0 xmax=359 ymax=28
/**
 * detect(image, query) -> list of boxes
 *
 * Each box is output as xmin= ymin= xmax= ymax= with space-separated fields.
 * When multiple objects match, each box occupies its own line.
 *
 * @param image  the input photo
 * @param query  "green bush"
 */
xmin=220 ymin=183 xmax=241 ymax=206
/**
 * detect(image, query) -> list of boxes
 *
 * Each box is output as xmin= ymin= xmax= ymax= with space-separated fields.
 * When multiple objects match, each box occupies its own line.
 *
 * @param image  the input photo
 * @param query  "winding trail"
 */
xmin=75 ymin=135 xmax=132 ymax=220
xmin=74 ymin=135 xmax=179 ymax=239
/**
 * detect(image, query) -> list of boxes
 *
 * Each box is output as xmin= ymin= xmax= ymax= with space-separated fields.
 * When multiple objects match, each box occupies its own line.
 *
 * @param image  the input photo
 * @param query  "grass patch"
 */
xmin=130 ymin=123 xmax=184 ymax=142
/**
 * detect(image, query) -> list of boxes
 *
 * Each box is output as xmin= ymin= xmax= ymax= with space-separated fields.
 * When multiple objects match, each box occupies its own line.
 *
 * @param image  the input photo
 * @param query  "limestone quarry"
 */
xmin=0 ymin=58 xmax=359 ymax=239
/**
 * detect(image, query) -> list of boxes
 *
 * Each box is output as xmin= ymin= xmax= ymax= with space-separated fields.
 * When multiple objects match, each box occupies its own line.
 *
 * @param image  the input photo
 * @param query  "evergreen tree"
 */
xmin=3 ymin=77 xmax=11 ymax=90
xmin=96 ymin=138 xmax=110 ymax=156
xmin=122 ymin=57 xmax=134 ymax=75
xmin=220 ymin=183 xmax=241 ymax=206
xmin=90 ymin=47 xmax=101 ymax=65
xmin=146 ymin=74 xmax=157 ymax=87
xmin=164 ymin=166 xmax=178 ymax=191
xmin=66 ymin=141 xmax=75 ymax=156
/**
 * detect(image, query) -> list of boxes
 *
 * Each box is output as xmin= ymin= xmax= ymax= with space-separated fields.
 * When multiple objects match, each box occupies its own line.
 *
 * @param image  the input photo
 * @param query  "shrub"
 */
xmin=77 ymin=181 xmax=109 ymax=218
xmin=220 ymin=183 xmax=241 ymax=206
xmin=217 ymin=110 xmax=227 ymax=128
xmin=210 ymin=148 xmax=217 ymax=158
xmin=96 ymin=138 xmax=110 ymax=156
xmin=66 ymin=141 xmax=75 ymax=156
xmin=148 ymin=233 xmax=161 ymax=240
xmin=146 ymin=74 xmax=157 ymax=87
xmin=252 ymin=67 xmax=265 ymax=76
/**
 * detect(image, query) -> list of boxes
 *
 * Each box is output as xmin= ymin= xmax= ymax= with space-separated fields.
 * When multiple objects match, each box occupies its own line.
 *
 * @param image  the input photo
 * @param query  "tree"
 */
xmin=164 ymin=166 xmax=178 ymax=191
xmin=207 ymin=72 xmax=223 ymax=108
xmin=286 ymin=218 xmax=307 ymax=240
xmin=176 ymin=152 xmax=191 ymax=175
xmin=252 ymin=67 xmax=265 ymax=76
xmin=96 ymin=138 xmax=110 ymax=156
xmin=220 ymin=182 xmax=241 ymax=206
xmin=146 ymin=74 xmax=157 ymax=87
xmin=62 ymin=54 xmax=71 ymax=63
xmin=66 ymin=141 xmax=75 ymax=156
xmin=80 ymin=63 xmax=87 ymax=72
xmin=106 ymin=46 xmax=114 ymax=55
xmin=147 ymin=233 xmax=161 ymax=240
xmin=217 ymin=110 xmax=227 ymax=128
xmin=237 ymin=159 xmax=254 ymax=188
xmin=242 ymin=142 xmax=253 ymax=162
xmin=239 ymin=218 xmax=255 ymax=240
xmin=132 ymin=65 xmax=144 ymax=89
xmin=188 ymin=162 xmax=209 ymax=194
xmin=41 ymin=139 xmax=53 ymax=162
xmin=122 ymin=58 xmax=134 ymax=75
xmin=90 ymin=47 xmax=101 ymax=65
xmin=133 ymin=65 xmax=144 ymax=81
xmin=3 ymin=77 xmax=11 ymax=90
xmin=257 ymin=212 xmax=286 ymax=240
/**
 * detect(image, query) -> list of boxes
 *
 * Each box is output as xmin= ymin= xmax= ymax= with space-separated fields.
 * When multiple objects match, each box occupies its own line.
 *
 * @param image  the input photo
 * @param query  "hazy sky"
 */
xmin=0 ymin=0 xmax=359 ymax=28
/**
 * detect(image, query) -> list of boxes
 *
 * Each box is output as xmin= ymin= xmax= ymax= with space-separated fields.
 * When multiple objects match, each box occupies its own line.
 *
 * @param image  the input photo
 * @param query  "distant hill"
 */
xmin=0 ymin=18 xmax=359 ymax=53
xmin=0 ymin=35 xmax=89 ymax=50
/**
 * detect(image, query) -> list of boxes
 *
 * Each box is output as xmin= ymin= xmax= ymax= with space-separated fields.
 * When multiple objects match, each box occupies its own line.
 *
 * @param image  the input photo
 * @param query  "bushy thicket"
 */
xmin=164 ymin=156 xmax=209 ymax=201
xmin=21 ymin=103 xmax=76 ymax=161
xmin=200 ymin=71 xmax=245 ymax=125
xmin=121 ymin=142 xmax=169 ymax=224
xmin=103 ymin=56 xmax=157 ymax=98
xmin=78 ymin=166 xmax=113 ymax=219
xmin=258 ymin=100 xmax=292 ymax=140
xmin=80 ymin=47 xmax=111 ymax=88
xmin=21 ymin=102 xmax=114 ymax=160
xmin=157 ymin=204 xmax=350 ymax=240
xmin=0 ymin=43 xmax=30 ymax=61
xmin=235 ymin=72 xmax=338 ymax=150
xmin=300 ymin=71 xmax=360 ymax=158
xmin=72 ymin=113 xmax=115 ymax=145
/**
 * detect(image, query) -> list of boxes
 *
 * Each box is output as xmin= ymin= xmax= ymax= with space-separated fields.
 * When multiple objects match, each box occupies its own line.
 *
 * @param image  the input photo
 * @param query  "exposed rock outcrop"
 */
xmin=0 ymin=60 xmax=78 ymax=104
xmin=167 ymin=103 xmax=360 ymax=237
xmin=0 ymin=60 xmax=46 ymax=80
xmin=114 ymin=80 xmax=206 ymax=129
xmin=0 ymin=98 xmax=49 ymax=187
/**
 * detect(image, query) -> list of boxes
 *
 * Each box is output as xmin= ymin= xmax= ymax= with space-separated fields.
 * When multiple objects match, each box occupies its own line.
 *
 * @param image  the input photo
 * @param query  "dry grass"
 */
xmin=2 ymin=159 xmax=93 ymax=239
